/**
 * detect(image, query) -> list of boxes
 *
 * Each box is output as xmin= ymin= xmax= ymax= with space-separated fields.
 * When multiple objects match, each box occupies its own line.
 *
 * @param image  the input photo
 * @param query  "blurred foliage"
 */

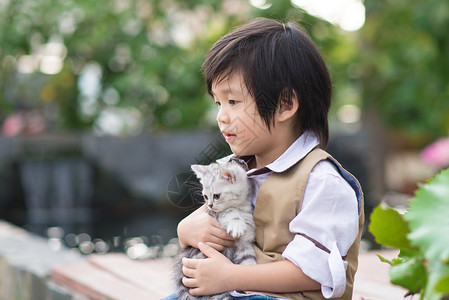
xmin=1 ymin=0 xmax=230 ymax=133
xmin=2 ymin=0 xmax=447 ymax=142
xmin=0 ymin=0 xmax=352 ymax=135
xmin=357 ymin=0 xmax=449 ymax=147
xmin=369 ymin=167 xmax=449 ymax=299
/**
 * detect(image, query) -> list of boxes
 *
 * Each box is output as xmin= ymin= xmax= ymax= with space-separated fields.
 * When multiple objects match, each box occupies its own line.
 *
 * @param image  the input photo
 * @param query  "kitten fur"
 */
xmin=172 ymin=160 xmax=256 ymax=300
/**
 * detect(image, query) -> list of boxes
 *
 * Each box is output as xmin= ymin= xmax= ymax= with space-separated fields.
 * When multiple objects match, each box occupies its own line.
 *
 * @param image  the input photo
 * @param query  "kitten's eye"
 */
xmin=213 ymin=193 xmax=221 ymax=200
xmin=203 ymin=195 xmax=208 ymax=200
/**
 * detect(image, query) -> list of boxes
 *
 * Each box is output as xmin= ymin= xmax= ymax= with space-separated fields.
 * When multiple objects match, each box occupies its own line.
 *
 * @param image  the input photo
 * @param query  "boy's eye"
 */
xmin=229 ymin=100 xmax=237 ymax=105
xmin=215 ymin=101 xmax=221 ymax=106
xmin=213 ymin=193 xmax=221 ymax=200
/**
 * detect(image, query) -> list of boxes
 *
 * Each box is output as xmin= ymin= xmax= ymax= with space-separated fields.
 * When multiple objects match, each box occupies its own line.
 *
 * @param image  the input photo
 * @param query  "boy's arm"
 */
xmin=231 ymin=259 xmax=320 ymax=293
xmin=182 ymin=242 xmax=320 ymax=296
xmin=177 ymin=204 xmax=235 ymax=251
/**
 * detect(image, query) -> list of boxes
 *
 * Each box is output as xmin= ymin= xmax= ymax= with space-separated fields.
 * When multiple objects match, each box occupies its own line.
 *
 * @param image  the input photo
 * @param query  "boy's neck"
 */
xmin=252 ymin=129 xmax=302 ymax=169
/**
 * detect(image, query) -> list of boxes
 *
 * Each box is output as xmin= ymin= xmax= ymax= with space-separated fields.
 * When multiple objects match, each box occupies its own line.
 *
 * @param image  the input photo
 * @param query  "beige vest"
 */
xmin=247 ymin=148 xmax=365 ymax=299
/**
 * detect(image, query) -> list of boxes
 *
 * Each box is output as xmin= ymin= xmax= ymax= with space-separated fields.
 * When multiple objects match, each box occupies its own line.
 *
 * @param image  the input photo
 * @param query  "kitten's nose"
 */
xmin=208 ymin=203 xmax=213 ymax=209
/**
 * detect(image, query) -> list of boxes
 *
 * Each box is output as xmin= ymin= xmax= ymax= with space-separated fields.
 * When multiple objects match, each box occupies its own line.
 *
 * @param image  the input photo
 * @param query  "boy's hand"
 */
xmin=177 ymin=205 xmax=235 ymax=251
xmin=182 ymin=242 xmax=234 ymax=296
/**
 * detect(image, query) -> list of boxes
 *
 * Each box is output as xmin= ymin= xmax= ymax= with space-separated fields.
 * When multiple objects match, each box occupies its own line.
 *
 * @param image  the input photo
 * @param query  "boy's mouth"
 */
xmin=221 ymin=131 xmax=236 ymax=142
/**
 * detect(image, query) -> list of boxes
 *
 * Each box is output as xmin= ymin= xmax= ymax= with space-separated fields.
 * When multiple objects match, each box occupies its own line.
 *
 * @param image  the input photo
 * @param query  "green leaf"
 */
xmin=389 ymin=257 xmax=427 ymax=294
xmin=421 ymin=260 xmax=449 ymax=300
xmin=405 ymin=168 xmax=449 ymax=262
xmin=369 ymin=205 xmax=412 ymax=250
xmin=399 ymin=249 xmax=421 ymax=259
xmin=404 ymin=167 xmax=449 ymax=299
xmin=435 ymin=273 xmax=449 ymax=293
xmin=377 ymin=254 xmax=394 ymax=266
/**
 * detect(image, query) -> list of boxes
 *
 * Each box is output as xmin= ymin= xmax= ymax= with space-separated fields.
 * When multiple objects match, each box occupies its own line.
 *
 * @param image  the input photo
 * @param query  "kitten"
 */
xmin=173 ymin=160 xmax=256 ymax=300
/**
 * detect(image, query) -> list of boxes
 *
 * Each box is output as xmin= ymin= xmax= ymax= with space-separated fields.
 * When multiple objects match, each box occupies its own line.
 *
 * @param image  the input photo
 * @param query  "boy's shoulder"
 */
xmin=305 ymin=157 xmax=355 ymax=190
xmin=311 ymin=158 xmax=342 ymax=177
xmin=309 ymin=157 xmax=362 ymax=207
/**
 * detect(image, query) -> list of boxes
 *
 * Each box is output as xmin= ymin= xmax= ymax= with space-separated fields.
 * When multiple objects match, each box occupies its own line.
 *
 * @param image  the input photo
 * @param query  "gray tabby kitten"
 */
xmin=173 ymin=160 xmax=257 ymax=300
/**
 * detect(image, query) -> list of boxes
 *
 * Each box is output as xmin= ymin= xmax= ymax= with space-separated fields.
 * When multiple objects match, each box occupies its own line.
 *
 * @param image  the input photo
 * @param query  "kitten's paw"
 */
xmin=227 ymin=222 xmax=246 ymax=239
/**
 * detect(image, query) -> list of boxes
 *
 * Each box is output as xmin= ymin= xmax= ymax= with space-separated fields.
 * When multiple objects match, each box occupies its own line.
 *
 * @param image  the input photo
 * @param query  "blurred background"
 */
xmin=0 ymin=0 xmax=448 ymax=258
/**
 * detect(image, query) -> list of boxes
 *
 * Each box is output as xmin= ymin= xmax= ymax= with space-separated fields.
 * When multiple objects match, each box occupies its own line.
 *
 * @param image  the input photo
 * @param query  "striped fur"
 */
xmin=173 ymin=161 xmax=256 ymax=299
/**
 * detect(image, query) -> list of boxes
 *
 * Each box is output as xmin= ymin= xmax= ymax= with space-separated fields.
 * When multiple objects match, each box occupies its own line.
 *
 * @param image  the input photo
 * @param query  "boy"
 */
xmin=176 ymin=18 xmax=364 ymax=299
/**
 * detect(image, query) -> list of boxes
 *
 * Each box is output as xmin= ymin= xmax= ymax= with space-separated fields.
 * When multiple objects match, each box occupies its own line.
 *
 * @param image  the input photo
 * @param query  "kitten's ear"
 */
xmin=220 ymin=169 xmax=236 ymax=183
xmin=191 ymin=164 xmax=208 ymax=179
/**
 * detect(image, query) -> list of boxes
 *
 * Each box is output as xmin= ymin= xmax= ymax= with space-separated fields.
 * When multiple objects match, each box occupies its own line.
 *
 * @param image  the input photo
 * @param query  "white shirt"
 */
xmin=231 ymin=132 xmax=359 ymax=298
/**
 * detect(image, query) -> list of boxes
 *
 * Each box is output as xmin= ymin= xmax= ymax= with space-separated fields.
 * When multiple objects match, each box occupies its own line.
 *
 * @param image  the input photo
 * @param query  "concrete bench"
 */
xmin=0 ymin=220 xmax=407 ymax=300
xmin=51 ymin=254 xmax=173 ymax=300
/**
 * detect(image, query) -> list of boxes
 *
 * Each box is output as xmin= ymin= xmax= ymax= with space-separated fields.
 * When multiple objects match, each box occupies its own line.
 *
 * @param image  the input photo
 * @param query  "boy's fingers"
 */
xmin=198 ymin=242 xmax=219 ymax=258
xmin=182 ymin=265 xmax=195 ymax=278
xmin=182 ymin=276 xmax=196 ymax=288
xmin=209 ymin=216 xmax=233 ymax=238
xmin=182 ymin=257 xmax=196 ymax=268
xmin=188 ymin=288 xmax=202 ymax=296
xmin=208 ymin=233 xmax=235 ymax=246
xmin=205 ymin=242 xmax=225 ymax=252
xmin=211 ymin=225 xmax=234 ymax=241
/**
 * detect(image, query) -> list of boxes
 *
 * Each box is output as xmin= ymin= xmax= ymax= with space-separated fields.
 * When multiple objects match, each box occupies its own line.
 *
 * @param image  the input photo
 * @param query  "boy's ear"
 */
xmin=277 ymin=91 xmax=299 ymax=122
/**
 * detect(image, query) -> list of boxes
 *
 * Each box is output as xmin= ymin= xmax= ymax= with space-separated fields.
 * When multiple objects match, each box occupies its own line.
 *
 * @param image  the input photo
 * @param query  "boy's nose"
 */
xmin=216 ymin=107 xmax=230 ymax=124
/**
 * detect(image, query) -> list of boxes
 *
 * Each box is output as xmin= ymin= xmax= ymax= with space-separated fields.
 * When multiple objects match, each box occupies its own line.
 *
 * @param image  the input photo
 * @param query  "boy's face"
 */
xmin=211 ymin=73 xmax=276 ymax=162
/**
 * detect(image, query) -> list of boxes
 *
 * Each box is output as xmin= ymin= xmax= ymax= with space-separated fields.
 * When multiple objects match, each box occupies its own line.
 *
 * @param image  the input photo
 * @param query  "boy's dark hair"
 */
xmin=202 ymin=18 xmax=332 ymax=149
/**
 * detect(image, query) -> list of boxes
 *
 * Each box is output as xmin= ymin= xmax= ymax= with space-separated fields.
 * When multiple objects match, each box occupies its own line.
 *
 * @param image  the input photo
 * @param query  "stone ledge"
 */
xmin=51 ymin=254 xmax=173 ymax=300
xmin=1 ymin=220 xmax=409 ymax=300
xmin=0 ymin=220 xmax=88 ymax=300
xmin=0 ymin=220 xmax=174 ymax=300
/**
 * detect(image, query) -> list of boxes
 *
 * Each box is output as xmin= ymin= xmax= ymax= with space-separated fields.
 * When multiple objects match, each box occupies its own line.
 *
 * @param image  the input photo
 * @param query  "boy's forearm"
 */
xmin=177 ymin=205 xmax=206 ymax=248
xmin=177 ymin=218 xmax=189 ymax=249
xmin=177 ymin=215 xmax=191 ymax=249
xmin=229 ymin=259 xmax=320 ymax=293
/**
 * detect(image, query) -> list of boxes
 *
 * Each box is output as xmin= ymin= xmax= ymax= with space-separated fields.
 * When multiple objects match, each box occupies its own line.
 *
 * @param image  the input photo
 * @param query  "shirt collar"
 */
xmin=247 ymin=131 xmax=319 ymax=175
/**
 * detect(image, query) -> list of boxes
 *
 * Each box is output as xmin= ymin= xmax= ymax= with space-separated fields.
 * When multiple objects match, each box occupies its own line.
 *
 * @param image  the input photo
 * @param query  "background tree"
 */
xmin=356 ymin=0 xmax=449 ymax=148
xmin=0 ymin=0 xmax=353 ymax=136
